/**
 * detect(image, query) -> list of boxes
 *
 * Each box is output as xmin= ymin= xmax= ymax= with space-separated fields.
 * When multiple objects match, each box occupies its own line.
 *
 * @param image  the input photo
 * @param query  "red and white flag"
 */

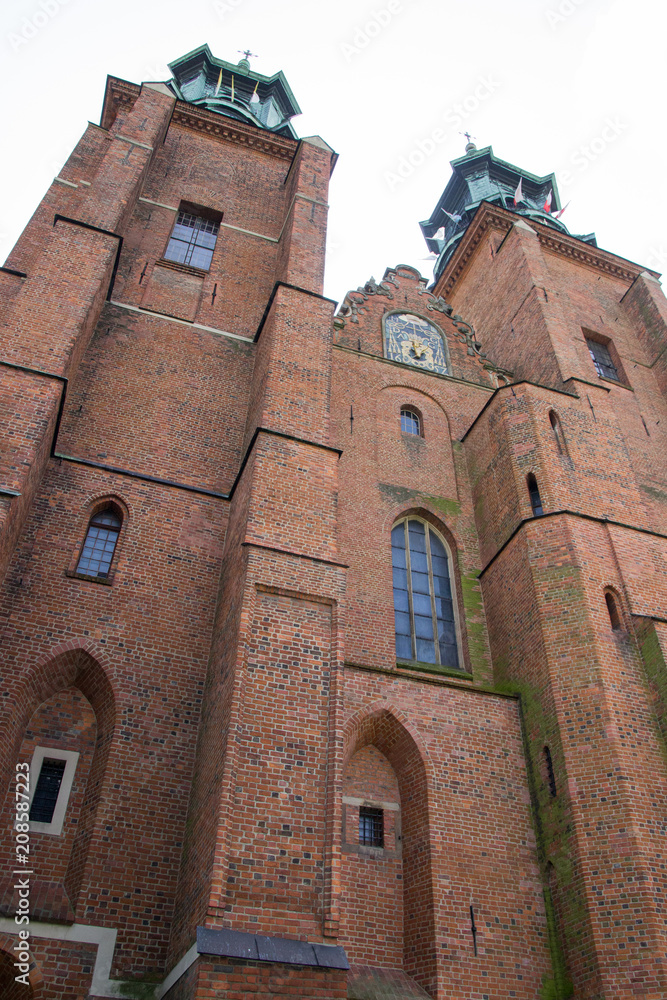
xmin=554 ymin=200 xmax=570 ymax=219
xmin=514 ymin=178 xmax=524 ymax=206
xmin=543 ymin=190 xmax=553 ymax=213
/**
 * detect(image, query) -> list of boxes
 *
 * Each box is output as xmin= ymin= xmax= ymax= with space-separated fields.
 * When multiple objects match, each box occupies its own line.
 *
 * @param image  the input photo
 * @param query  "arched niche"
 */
xmin=340 ymin=745 xmax=403 ymax=969
xmin=0 ymin=645 xmax=116 ymax=917
xmin=0 ymin=944 xmax=38 ymax=999
xmin=340 ymin=707 xmax=436 ymax=995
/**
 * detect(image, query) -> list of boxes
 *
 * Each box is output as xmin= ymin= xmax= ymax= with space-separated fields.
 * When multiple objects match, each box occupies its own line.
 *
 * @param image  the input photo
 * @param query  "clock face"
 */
xmin=384 ymin=313 xmax=448 ymax=375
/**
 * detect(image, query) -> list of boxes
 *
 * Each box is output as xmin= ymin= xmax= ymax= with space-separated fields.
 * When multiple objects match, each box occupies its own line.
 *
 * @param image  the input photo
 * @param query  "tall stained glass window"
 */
xmin=391 ymin=518 xmax=460 ymax=669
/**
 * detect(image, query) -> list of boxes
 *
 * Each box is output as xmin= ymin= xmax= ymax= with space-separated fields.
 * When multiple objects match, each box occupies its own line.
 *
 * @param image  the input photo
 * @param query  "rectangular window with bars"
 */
xmin=29 ymin=758 xmax=67 ymax=823
xmin=359 ymin=806 xmax=384 ymax=847
xmin=164 ymin=207 xmax=221 ymax=271
xmin=27 ymin=747 xmax=79 ymax=835
xmin=586 ymin=337 xmax=619 ymax=381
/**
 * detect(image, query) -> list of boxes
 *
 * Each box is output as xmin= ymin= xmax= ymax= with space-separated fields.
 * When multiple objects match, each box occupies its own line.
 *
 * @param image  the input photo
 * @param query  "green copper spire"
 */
xmin=420 ymin=145 xmax=596 ymax=285
xmin=167 ymin=44 xmax=301 ymax=139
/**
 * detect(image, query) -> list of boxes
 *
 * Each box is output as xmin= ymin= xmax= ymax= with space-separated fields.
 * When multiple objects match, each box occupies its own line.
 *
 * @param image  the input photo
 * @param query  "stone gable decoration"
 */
xmin=384 ymin=313 xmax=449 ymax=375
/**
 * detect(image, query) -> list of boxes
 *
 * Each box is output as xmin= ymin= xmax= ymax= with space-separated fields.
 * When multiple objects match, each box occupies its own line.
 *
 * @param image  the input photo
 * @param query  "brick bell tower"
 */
xmin=422 ymin=140 xmax=667 ymax=997
xmin=0 ymin=45 xmax=666 ymax=1000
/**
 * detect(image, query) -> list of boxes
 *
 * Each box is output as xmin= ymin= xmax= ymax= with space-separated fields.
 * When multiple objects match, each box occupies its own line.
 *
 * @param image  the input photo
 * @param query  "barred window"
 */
xmin=392 ymin=517 xmax=460 ymax=669
xmin=77 ymin=508 xmax=121 ymax=579
xmin=586 ymin=338 xmax=619 ymax=381
xmin=400 ymin=407 xmax=421 ymax=436
xmin=29 ymin=758 xmax=67 ymax=824
xmin=359 ymin=806 xmax=384 ymax=847
xmin=165 ymin=209 xmax=220 ymax=270
xmin=26 ymin=747 xmax=79 ymax=836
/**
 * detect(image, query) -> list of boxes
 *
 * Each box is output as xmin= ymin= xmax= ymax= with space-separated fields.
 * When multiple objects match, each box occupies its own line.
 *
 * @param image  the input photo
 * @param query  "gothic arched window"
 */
xmin=549 ymin=410 xmax=569 ymax=457
xmin=527 ymin=474 xmax=544 ymax=517
xmin=605 ymin=590 xmax=623 ymax=631
xmin=391 ymin=517 xmax=460 ymax=669
xmin=77 ymin=507 xmax=122 ymax=579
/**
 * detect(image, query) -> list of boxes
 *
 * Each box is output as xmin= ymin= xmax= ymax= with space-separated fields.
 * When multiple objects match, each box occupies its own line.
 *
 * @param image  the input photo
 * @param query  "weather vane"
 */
xmin=238 ymin=49 xmax=258 ymax=64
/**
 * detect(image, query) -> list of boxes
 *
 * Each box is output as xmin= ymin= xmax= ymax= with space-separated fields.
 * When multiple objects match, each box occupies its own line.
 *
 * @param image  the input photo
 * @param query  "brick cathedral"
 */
xmin=0 ymin=44 xmax=666 ymax=1000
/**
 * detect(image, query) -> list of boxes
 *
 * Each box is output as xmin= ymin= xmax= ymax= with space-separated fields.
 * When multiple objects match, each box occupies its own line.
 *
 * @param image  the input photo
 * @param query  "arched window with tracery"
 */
xmin=391 ymin=517 xmax=460 ymax=669
xmin=76 ymin=506 xmax=122 ymax=579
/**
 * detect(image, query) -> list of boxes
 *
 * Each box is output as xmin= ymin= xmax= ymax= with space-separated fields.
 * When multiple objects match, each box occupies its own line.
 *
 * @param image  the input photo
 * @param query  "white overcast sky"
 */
xmin=1 ymin=0 xmax=665 ymax=304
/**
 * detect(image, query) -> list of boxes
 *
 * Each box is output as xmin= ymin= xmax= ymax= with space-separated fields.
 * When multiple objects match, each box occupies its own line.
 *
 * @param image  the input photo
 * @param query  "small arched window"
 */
xmin=527 ymin=474 xmax=544 ymax=517
xmin=391 ymin=517 xmax=460 ymax=669
xmin=400 ymin=407 xmax=421 ymax=436
xmin=605 ymin=591 xmax=623 ymax=631
xmin=77 ymin=507 xmax=121 ymax=579
xmin=548 ymin=410 xmax=568 ymax=457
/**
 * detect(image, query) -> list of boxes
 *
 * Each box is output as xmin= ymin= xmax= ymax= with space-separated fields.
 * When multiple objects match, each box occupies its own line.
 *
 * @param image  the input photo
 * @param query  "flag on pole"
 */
xmin=443 ymin=210 xmax=462 ymax=224
xmin=554 ymin=200 xmax=570 ymax=219
xmin=514 ymin=178 xmax=524 ymax=206
xmin=250 ymin=80 xmax=260 ymax=104
xmin=543 ymin=190 xmax=553 ymax=213
xmin=433 ymin=227 xmax=445 ymax=240
xmin=231 ymin=75 xmax=235 ymax=101
xmin=215 ymin=68 xmax=223 ymax=96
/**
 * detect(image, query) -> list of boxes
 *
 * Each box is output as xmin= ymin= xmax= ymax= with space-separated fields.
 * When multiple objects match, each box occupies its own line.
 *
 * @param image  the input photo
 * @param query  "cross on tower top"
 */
xmin=238 ymin=49 xmax=258 ymax=64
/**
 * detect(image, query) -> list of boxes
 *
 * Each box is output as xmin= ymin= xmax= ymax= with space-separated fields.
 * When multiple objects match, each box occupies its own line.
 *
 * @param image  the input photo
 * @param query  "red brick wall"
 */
xmin=165 ymin=957 xmax=347 ymax=1000
xmin=0 ymin=460 xmax=225 ymax=977
xmin=55 ymin=303 xmax=255 ymax=494
xmin=339 ymin=678 xmax=552 ymax=999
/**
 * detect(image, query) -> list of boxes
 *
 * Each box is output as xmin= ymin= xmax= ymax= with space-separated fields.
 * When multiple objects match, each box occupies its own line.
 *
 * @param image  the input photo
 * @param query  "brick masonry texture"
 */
xmin=0 ymin=60 xmax=666 ymax=1000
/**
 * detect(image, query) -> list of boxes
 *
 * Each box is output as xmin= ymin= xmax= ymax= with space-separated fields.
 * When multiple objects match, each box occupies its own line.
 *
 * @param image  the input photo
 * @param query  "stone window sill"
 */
xmin=598 ymin=375 xmax=633 ymax=391
xmin=65 ymin=569 xmax=113 ymax=586
xmin=156 ymin=257 xmax=209 ymax=278
xmin=341 ymin=842 xmax=400 ymax=859
xmin=397 ymin=659 xmax=472 ymax=680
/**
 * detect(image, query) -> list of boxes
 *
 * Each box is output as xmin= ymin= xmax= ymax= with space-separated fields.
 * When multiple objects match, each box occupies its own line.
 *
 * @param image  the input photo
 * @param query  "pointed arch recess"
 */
xmin=341 ymin=704 xmax=437 ymax=994
xmin=0 ymin=641 xmax=117 ymax=911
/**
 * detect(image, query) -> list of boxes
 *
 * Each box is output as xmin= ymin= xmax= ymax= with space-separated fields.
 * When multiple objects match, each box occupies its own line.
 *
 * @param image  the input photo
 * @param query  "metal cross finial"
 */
xmin=239 ymin=49 xmax=258 ymax=63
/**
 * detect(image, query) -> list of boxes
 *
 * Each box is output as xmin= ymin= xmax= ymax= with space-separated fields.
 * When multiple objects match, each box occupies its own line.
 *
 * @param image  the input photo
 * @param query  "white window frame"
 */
xmin=27 ymin=746 xmax=79 ymax=836
xmin=392 ymin=515 xmax=464 ymax=669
